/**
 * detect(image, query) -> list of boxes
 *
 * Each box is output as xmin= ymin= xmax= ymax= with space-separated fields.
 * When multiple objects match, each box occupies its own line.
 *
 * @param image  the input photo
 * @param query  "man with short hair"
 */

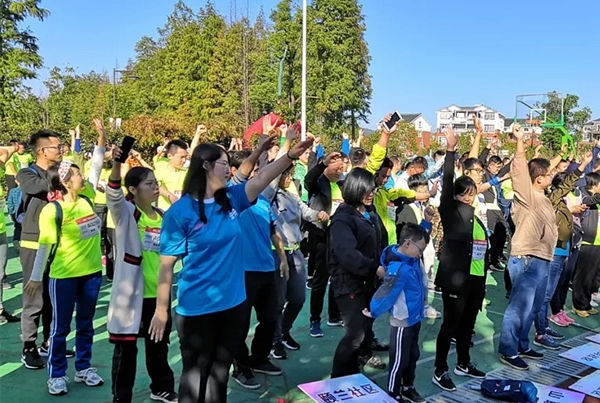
xmin=498 ymin=124 xmax=558 ymax=370
xmin=395 ymin=157 xmax=428 ymax=190
xmin=17 ymin=130 xmax=65 ymax=369
xmin=155 ymin=139 xmax=189 ymax=210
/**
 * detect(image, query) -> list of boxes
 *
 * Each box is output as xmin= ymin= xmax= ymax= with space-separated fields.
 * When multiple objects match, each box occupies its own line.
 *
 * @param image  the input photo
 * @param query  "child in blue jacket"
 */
xmin=367 ymin=222 xmax=431 ymax=403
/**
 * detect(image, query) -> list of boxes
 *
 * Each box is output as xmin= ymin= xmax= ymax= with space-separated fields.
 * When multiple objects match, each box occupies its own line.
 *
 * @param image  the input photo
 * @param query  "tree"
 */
xmin=309 ymin=0 xmax=371 ymax=136
xmin=0 ymin=0 xmax=48 ymax=123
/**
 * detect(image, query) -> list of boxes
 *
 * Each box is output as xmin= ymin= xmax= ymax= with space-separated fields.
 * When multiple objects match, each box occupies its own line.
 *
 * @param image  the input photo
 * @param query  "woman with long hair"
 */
xmin=106 ymin=146 xmax=176 ymax=403
xmin=148 ymin=137 xmax=313 ymax=403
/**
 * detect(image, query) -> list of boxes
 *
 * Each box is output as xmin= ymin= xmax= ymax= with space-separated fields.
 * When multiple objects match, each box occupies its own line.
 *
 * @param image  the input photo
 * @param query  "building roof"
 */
xmin=399 ymin=113 xmax=421 ymax=123
xmin=437 ymin=104 xmax=499 ymax=112
xmin=585 ymin=118 xmax=600 ymax=125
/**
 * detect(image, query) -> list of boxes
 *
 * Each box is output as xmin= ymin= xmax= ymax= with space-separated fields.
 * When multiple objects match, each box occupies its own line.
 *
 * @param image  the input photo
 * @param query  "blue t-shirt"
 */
xmin=160 ymin=184 xmax=252 ymax=316
xmin=239 ymin=195 xmax=276 ymax=272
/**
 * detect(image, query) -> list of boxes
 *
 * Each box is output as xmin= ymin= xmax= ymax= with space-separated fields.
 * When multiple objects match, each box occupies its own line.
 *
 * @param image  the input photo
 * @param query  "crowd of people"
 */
xmin=0 ymin=112 xmax=599 ymax=403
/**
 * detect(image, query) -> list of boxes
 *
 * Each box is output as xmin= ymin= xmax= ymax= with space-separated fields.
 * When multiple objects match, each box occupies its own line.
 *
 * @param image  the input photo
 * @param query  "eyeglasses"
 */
xmin=402 ymin=239 xmax=426 ymax=256
xmin=469 ymin=168 xmax=484 ymax=174
xmin=214 ymin=160 xmax=229 ymax=167
xmin=43 ymin=145 xmax=64 ymax=153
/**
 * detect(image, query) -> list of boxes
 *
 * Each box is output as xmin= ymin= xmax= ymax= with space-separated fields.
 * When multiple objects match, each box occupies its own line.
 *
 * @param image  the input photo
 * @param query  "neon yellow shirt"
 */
xmin=13 ymin=153 xmax=34 ymax=171
xmin=374 ymin=187 xmax=416 ymax=245
xmin=501 ymin=179 xmax=514 ymax=200
xmin=470 ymin=218 xmax=487 ymax=276
xmin=155 ymin=165 xmax=187 ymax=211
xmin=137 ymin=207 xmax=162 ymax=297
xmin=0 ymin=199 xmax=6 ymax=234
xmin=330 ymin=182 xmax=343 ymax=215
xmin=38 ymin=197 xmax=102 ymax=279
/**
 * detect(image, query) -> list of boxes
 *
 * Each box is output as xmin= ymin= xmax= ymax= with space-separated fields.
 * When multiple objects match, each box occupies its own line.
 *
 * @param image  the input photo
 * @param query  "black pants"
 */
xmin=488 ymin=212 xmax=507 ymax=266
xmin=106 ymin=227 xmax=116 ymax=280
xmin=176 ymin=303 xmax=246 ymax=403
xmin=572 ymin=244 xmax=600 ymax=310
xmin=435 ymin=275 xmax=485 ymax=372
xmin=551 ymin=247 xmax=579 ymax=314
xmin=388 ymin=323 xmax=421 ymax=395
xmin=20 ymin=246 xmax=51 ymax=346
xmin=331 ymin=293 xmax=370 ymax=378
xmin=234 ymin=271 xmax=278 ymax=373
xmin=111 ymin=298 xmax=175 ymax=403
xmin=308 ymin=228 xmax=340 ymax=322
xmin=273 ymin=250 xmax=306 ymax=342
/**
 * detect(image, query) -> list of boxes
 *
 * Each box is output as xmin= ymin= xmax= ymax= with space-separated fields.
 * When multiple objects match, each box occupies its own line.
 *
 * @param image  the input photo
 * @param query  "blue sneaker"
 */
xmin=533 ymin=334 xmax=560 ymax=350
xmin=545 ymin=327 xmax=564 ymax=340
xmin=310 ymin=321 xmax=323 ymax=338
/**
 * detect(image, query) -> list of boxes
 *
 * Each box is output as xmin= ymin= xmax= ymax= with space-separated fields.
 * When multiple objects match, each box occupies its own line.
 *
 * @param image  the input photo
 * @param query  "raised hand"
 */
xmin=286 ymin=122 xmax=300 ymax=142
xmin=472 ymin=114 xmax=482 ymax=133
xmin=324 ymin=152 xmax=342 ymax=166
xmin=581 ymin=150 xmax=593 ymax=168
xmin=258 ymin=134 xmax=279 ymax=154
xmin=262 ymin=114 xmax=280 ymax=135
xmin=288 ymin=138 xmax=314 ymax=159
xmin=444 ymin=125 xmax=458 ymax=150
xmin=512 ymin=123 xmax=524 ymax=141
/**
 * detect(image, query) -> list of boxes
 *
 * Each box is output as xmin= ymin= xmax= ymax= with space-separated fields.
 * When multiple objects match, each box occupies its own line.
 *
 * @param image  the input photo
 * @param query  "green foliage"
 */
xmin=0 ymin=0 xmax=48 ymax=123
xmin=541 ymin=91 xmax=592 ymax=152
xmin=360 ymin=122 xmax=419 ymax=158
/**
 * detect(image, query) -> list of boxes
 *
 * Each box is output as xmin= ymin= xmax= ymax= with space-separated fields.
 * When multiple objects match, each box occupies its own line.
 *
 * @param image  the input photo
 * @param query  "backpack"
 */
xmin=46 ymin=195 xmax=95 ymax=269
xmin=16 ymin=165 xmax=40 ymax=224
xmin=480 ymin=380 xmax=537 ymax=402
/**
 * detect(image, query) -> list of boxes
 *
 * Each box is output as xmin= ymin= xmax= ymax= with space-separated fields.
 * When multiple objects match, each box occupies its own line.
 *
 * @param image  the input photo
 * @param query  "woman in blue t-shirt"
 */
xmin=149 ymin=138 xmax=313 ymax=403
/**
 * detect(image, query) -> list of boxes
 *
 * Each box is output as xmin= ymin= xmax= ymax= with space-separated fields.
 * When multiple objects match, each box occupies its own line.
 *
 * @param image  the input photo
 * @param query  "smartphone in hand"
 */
xmin=116 ymin=135 xmax=135 ymax=163
xmin=384 ymin=111 xmax=401 ymax=132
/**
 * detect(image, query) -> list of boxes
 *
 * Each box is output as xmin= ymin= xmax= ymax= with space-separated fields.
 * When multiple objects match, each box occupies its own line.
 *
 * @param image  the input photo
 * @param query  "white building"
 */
xmin=399 ymin=113 xmax=432 ymax=133
xmin=583 ymin=118 xmax=600 ymax=142
xmin=436 ymin=104 xmax=505 ymax=133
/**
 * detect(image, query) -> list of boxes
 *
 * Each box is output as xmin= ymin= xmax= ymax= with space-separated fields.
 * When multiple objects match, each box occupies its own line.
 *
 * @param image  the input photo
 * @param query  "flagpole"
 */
xmin=301 ymin=0 xmax=307 ymax=141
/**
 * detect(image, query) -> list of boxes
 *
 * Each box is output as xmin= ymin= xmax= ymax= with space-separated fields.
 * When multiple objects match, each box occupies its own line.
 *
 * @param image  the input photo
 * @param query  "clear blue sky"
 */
xmin=25 ymin=0 xmax=600 ymax=129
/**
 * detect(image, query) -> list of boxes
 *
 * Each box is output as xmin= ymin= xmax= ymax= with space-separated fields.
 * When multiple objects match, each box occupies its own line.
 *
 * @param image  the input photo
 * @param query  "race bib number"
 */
xmin=387 ymin=203 xmax=396 ymax=220
xmin=143 ymin=227 xmax=160 ymax=252
xmin=472 ymin=240 xmax=487 ymax=261
xmin=76 ymin=214 xmax=101 ymax=240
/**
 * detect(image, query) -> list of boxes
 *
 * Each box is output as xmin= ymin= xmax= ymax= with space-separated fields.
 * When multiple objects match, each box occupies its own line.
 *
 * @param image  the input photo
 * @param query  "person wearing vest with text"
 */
xmin=24 ymin=161 xmax=104 ymax=396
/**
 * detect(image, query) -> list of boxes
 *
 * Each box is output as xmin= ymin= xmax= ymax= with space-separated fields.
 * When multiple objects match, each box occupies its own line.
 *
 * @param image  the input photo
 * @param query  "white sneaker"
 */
xmin=48 ymin=376 xmax=68 ymax=395
xmin=592 ymin=293 xmax=600 ymax=303
xmin=591 ymin=300 xmax=599 ymax=308
xmin=74 ymin=367 xmax=104 ymax=386
xmin=425 ymin=305 xmax=441 ymax=319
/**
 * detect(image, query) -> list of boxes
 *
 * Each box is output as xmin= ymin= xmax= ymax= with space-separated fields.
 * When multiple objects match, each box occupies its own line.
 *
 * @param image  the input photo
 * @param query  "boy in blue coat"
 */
xmin=366 ymin=222 xmax=431 ymax=403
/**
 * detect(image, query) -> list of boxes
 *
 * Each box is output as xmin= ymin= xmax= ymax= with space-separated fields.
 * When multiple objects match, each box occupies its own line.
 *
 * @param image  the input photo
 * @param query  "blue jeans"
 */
xmin=48 ymin=272 xmax=102 ymax=378
xmin=498 ymin=256 xmax=549 ymax=357
xmin=535 ymin=254 xmax=566 ymax=334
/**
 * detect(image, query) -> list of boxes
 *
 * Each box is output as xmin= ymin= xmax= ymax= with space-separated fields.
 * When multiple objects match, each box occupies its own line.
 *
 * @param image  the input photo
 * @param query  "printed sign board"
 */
xmin=559 ymin=342 xmax=600 ymax=369
xmin=298 ymin=373 xmax=396 ymax=403
xmin=569 ymin=370 xmax=600 ymax=398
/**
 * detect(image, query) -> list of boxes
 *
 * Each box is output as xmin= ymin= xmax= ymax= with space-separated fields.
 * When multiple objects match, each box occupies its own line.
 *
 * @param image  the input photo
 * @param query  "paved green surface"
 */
xmin=1 ymin=216 xmax=599 ymax=402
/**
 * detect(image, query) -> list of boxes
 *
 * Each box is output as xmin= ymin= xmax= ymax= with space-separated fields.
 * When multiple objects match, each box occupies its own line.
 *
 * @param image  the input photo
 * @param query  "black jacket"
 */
xmin=16 ymin=164 xmax=50 ymax=244
xmin=329 ymin=203 xmax=384 ymax=297
xmin=580 ymin=186 xmax=600 ymax=245
xmin=304 ymin=161 xmax=344 ymax=232
xmin=435 ymin=151 xmax=489 ymax=293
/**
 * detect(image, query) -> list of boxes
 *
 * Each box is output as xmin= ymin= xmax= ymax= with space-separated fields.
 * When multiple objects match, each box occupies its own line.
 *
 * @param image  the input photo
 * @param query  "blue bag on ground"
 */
xmin=480 ymin=380 xmax=537 ymax=402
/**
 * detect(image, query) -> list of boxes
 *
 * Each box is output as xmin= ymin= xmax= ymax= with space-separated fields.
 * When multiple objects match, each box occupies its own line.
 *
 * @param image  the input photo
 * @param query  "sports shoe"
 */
xmin=282 ymin=333 xmax=300 ymax=350
xmin=326 ymin=318 xmax=343 ymax=327
xmin=369 ymin=338 xmax=389 ymax=352
xmin=591 ymin=300 xmax=599 ymax=308
xmin=499 ymin=355 xmax=529 ymax=370
xmin=39 ymin=341 xmax=75 ymax=358
xmin=573 ymin=308 xmax=590 ymax=318
xmin=21 ymin=347 xmax=45 ymax=369
xmin=533 ymin=334 xmax=560 ymax=350
xmin=47 ymin=376 xmax=68 ymax=395
xmin=592 ymin=292 xmax=600 ymax=303
xmin=252 ymin=360 xmax=282 ymax=376
xmin=361 ymin=355 xmax=386 ymax=370
xmin=454 ymin=363 xmax=486 ymax=379
xmin=549 ymin=312 xmax=570 ymax=327
xmin=588 ymin=307 xmax=599 ymax=315
xmin=401 ymin=386 xmax=425 ymax=403
xmin=518 ymin=348 xmax=543 ymax=360
xmin=432 ymin=371 xmax=456 ymax=391
xmin=545 ymin=327 xmax=564 ymax=340
xmin=232 ymin=371 xmax=261 ymax=390
xmin=74 ymin=367 xmax=104 ymax=386
xmin=0 ymin=309 xmax=19 ymax=324
xmin=150 ymin=391 xmax=178 ymax=403
xmin=424 ymin=305 xmax=441 ymax=319
xmin=270 ymin=341 xmax=287 ymax=360
xmin=310 ymin=321 xmax=323 ymax=337
xmin=560 ymin=310 xmax=575 ymax=324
